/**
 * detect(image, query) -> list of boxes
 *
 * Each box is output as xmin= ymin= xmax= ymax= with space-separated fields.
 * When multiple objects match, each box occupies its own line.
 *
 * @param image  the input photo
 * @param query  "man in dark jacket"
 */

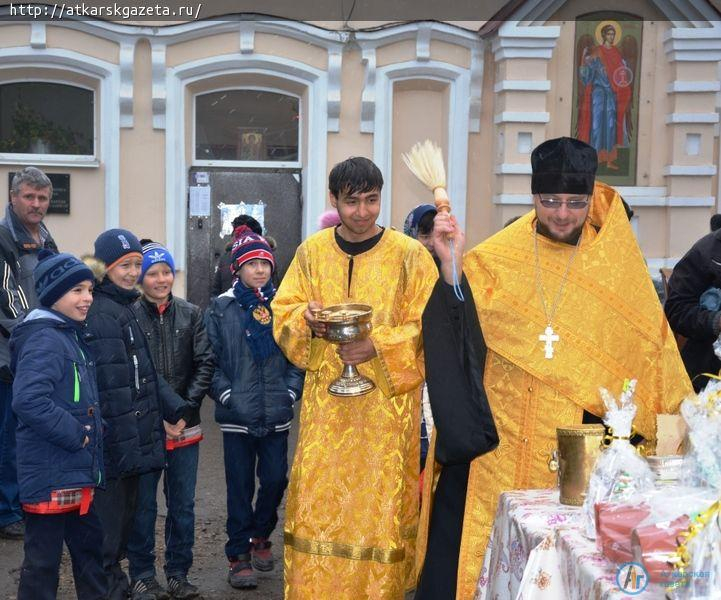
xmin=128 ymin=241 xmax=214 ymax=599
xmin=84 ymin=229 xmax=189 ymax=600
xmin=665 ymin=228 xmax=721 ymax=390
xmin=0 ymin=166 xmax=58 ymax=540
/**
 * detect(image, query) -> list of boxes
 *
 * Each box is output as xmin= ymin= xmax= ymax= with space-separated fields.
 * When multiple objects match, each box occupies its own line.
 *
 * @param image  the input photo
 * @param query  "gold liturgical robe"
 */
xmin=273 ymin=227 xmax=437 ymax=599
xmin=416 ymin=182 xmax=693 ymax=599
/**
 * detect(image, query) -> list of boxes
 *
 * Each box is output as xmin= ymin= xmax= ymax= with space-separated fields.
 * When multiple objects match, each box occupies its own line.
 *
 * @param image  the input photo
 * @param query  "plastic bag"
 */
xmin=582 ymin=379 xmax=655 ymax=538
xmin=680 ymin=379 xmax=721 ymax=491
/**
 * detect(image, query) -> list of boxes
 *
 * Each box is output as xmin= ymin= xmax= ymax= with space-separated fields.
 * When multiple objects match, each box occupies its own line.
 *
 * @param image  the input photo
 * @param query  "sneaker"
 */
xmin=167 ymin=576 xmax=200 ymax=599
xmin=0 ymin=520 xmax=24 ymax=540
xmin=227 ymin=555 xmax=257 ymax=589
xmin=250 ymin=537 xmax=274 ymax=572
xmin=131 ymin=577 xmax=170 ymax=600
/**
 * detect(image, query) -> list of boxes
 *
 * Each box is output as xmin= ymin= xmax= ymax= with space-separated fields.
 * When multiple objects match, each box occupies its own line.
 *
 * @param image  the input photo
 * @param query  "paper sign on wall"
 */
xmin=219 ymin=201 xmax=266 ymax=237
xmin=189 ymin=186 xmax=211 ymax=217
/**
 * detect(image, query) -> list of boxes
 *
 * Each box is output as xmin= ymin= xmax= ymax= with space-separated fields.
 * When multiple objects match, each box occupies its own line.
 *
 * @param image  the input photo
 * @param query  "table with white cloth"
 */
xmin=474 ymin=488 xmax=666 ymax=600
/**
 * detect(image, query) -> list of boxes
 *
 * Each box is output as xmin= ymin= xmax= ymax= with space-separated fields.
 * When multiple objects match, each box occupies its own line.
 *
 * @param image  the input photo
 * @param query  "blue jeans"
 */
xmin=127 ymin=442 xmax=199 ymax=581
xmin=223 ymin=431 xmax=288 ymax=560
xmin=0 ymin=381 xmax=21 ymax=527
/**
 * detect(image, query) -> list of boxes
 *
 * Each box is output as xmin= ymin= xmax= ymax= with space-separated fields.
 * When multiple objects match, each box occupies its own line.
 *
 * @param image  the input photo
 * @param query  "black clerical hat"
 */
xmin=531 ymin=137 xmax=597 ymax=195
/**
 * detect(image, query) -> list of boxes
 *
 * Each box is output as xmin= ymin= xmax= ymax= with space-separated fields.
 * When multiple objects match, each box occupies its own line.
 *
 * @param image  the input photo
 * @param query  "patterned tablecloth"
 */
xmin=474 ymin=489 xmax=665 ymax=600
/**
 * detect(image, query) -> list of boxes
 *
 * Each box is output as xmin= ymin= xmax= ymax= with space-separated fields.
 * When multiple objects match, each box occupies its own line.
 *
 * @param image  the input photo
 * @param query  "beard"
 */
xmin=535 ymin=220 xmax=584 ymax=246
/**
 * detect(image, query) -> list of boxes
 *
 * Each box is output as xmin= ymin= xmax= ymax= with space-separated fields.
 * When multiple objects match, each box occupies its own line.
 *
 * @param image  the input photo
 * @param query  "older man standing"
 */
xmin=0 ymin=167 xmax=57 ymax=539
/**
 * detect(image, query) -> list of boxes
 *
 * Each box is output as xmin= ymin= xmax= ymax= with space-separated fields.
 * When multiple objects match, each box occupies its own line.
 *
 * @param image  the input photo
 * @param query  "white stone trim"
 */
xmin=493 ymin=194 xmax=533 ymax=205
xmin=151 ymin=43 xmax=167 ymax=130
xmin=30 ymin=23 xmax=46 ymax=49
xmin=665 ymin=112 xmax=719 ymax=124
xmin=664 ymin=26 xmax=721 ymax=62
xmin=495 ymin=163 xmax=533 ymax=175
xmin=667 ymin=81 xmax=721 ymax=93
xmin=357 ymin=22 xmax=483 ymax=135
xmin=494 ymin=111 xmax=550 ymax=124
xmin=327 ymin=48 xmax=342 ymax=133
xmin=119 ymin=41 xmax=134 ymax=128
xmin=663 ymin=165 xmax=717 ymax=176
xmin=0 ymin=47 xmax=120 ymax=229
xmin=491 ymin=21 xmax=561 ymax=61
xmin=165 ymin=53 xmax=328 ymax=270
xmin=239 ymin=22 xmax=255 ymax=54
xmin=667 ymin=196 xmax=716 ymax=207
xmin=372 ymin=60 xmax=470 ymax=229
xmin=494 ymin=79 xmax=551 ymax=92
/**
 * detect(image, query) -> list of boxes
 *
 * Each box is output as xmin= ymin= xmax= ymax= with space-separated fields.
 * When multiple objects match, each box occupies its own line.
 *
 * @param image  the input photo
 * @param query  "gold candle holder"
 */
xmin=313 ymin=303 xmax=376 ymax=397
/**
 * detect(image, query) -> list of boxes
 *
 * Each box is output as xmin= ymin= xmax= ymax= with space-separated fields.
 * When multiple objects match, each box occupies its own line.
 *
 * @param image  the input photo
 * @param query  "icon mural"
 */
xmin=572 ymin=13 xmax=642 ymax=185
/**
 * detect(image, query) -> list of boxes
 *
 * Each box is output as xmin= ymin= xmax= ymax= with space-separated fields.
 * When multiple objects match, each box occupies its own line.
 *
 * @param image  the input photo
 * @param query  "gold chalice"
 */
xmin=313 ymin=303 xmax=376 ymax=397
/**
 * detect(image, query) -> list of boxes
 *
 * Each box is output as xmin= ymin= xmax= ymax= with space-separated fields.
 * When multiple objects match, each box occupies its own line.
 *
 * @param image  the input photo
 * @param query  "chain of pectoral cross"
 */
xmin=533 ymin=225 xmax=582 ymax=359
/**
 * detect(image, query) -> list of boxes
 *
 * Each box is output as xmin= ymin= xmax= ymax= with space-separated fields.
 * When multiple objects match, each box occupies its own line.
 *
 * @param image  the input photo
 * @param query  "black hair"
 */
xmin=417 ymin=210 xmax=436 ymax=235
xmin=231 ymin=214 xmax=263 ymax=235
xmin=711 ymin=214 xmax=721 ymax=232
xmin=328 ymin=157 xmax=383 ymax=200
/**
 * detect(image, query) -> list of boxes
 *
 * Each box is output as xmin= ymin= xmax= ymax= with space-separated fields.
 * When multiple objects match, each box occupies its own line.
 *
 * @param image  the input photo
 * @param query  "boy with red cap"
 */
xmin=205 ymin=226 xmax=304 ymax=591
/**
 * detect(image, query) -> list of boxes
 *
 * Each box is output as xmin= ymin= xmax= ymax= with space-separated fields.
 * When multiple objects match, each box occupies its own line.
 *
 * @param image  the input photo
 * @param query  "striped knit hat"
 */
xmin=34 ymin=249 xmax=94 ymax=308
xmin=230 ymin=225 xmax=275 ymax=274
xmin=139 ymin=241 xmax=175 ymax=283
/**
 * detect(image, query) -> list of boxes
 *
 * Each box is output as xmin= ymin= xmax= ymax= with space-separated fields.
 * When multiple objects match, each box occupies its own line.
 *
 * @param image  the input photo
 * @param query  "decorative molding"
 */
xmin=469 ymin=45 xmax=484 ymax=133
xmin=493 ymin=194 xmax=532 ymax=204
xmin=371 ymin=60 xmax=470 ymax=229
xmin=665 ymin=112 xmax=719 ymax=124
xmin=493 ymin=189 xmax=714 ymax=208
xmin=165 ymin=53 xmax=329 ymax=269
xmin=494 ymin=111 xmax=549 ymax=124
xmin=360 ymin=47 xmax=376 ymax=134
xmin=667 ymin=80 xmax=721 ymax=93
xmin=118 ymin=41 xmax=135 ymax=128
xmin=495 ymin=163 xmax=532 ymax=174
xmin=239 ymin=22 xmax=255 ymax=54
xmin=151 ymin=42 xmax=167 ymax=130
xmin=667 ymin=196 xmax=715 ymax=207
xmin=663 ymin=165 xmax=717 ymax=176
xmin=494 ymin=79 xmax=551 ymax=92
xmin=664 ymin=27 xmax=721 ymax=62
xmin=30 ymin=23 xmax=46 ymax=49
xmin=326 ymin=47 xmax=342 ymax=133
xmin=0 ymin=46 xmax=121 ymax=230
xmin=356 ymin=21 xmax=483 ymax=135
xmin=416 ymin=22 xmax=432 ymax=62
xmin=491 ymin=21 xmax=561 ymax=61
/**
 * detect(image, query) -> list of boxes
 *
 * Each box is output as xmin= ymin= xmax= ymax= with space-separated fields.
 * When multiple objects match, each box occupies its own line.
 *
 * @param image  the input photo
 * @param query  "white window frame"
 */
xmin=0 ymin=78 xmax=98 ymax=167
xmin=192 ymin=86 xmax=302 ymax=169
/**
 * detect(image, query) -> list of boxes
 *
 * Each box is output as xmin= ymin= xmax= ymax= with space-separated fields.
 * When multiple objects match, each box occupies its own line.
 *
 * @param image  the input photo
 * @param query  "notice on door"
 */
xmin=189 ymin=186 xmax=211 ymax=217
xmin=219 ymin=201 xmax=266 ymax=237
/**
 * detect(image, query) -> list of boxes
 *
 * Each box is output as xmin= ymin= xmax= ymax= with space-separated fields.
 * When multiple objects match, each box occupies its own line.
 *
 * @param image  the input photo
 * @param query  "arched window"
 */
xmin=0 ymin=82 xmax=94 ymax=156
xmin=194 ymin=89 xmax=300 ymax=166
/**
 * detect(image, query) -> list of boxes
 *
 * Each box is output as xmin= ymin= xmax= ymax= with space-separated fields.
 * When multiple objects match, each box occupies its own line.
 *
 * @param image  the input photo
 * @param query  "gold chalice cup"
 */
xmin=313 ymin=303 xmax=376 ymax=397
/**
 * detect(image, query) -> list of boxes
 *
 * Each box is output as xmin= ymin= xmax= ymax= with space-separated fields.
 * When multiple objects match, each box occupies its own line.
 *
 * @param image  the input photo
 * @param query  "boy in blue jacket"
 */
xmin=10 ymin=250 xmax=105 ymax=600
xmin=205 ymin=226 xmax=304 ymax=591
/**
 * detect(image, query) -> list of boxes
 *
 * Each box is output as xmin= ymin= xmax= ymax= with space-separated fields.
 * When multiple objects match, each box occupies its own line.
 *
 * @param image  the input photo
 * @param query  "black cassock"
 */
xmin=414 ymin=276 xmax=498 ymax=600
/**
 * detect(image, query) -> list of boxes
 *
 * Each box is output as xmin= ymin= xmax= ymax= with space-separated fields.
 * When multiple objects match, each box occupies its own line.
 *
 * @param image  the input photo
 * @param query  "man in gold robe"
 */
xmin=414 ymin=137 xmax=693 ymax=600
xmin=273 ymin=157 xmax=437 ymax=599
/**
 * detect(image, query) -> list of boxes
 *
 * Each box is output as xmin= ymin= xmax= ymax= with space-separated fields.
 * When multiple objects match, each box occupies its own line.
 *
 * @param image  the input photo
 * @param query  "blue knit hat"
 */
xmin=403 ymin=204 xmax=437 ymax=239
xmin=34 ymin=249 xmax=95 ymax=308
xmin=93 ymin=228 xmax=142 ymax=270
xmin=139 ymin=241 xmax=175 ymax=283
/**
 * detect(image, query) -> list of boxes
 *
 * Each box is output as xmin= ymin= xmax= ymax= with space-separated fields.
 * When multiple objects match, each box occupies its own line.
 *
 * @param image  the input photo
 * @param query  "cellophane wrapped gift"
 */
xmin=666 ymin=500 xmax=721 ymax=599
xmin=595 ymin=486 xmax=715 ymax=572
xmin=680 ymin=376 xmax=721 ymax=491
xmin=582 ymin=379 xmax=655 ymax=539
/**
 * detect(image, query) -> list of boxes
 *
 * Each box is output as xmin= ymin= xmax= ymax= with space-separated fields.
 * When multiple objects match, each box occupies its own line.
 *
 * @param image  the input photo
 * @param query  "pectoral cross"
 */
xmin=539 ymin=325 xmax=559 ymax=359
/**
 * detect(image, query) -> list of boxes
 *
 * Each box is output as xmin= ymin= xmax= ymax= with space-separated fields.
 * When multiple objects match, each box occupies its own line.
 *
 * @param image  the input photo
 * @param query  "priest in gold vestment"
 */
xmin=273 ymin=157 xmax=437 ymax=599
xmin=414 ymin=137 xmax=693 ymax=600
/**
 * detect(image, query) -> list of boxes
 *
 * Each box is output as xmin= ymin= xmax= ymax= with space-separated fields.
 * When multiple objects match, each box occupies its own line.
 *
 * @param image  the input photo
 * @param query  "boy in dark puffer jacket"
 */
xmin=11 ymin=250 xmax=105 ymax=600
xmin=205 ymin=226 xmax=304 ymax=591
xmin=84 ymin=229 xmax=189 ymax=600
xmin=128 ymin=241 xmax=214 ymax=599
